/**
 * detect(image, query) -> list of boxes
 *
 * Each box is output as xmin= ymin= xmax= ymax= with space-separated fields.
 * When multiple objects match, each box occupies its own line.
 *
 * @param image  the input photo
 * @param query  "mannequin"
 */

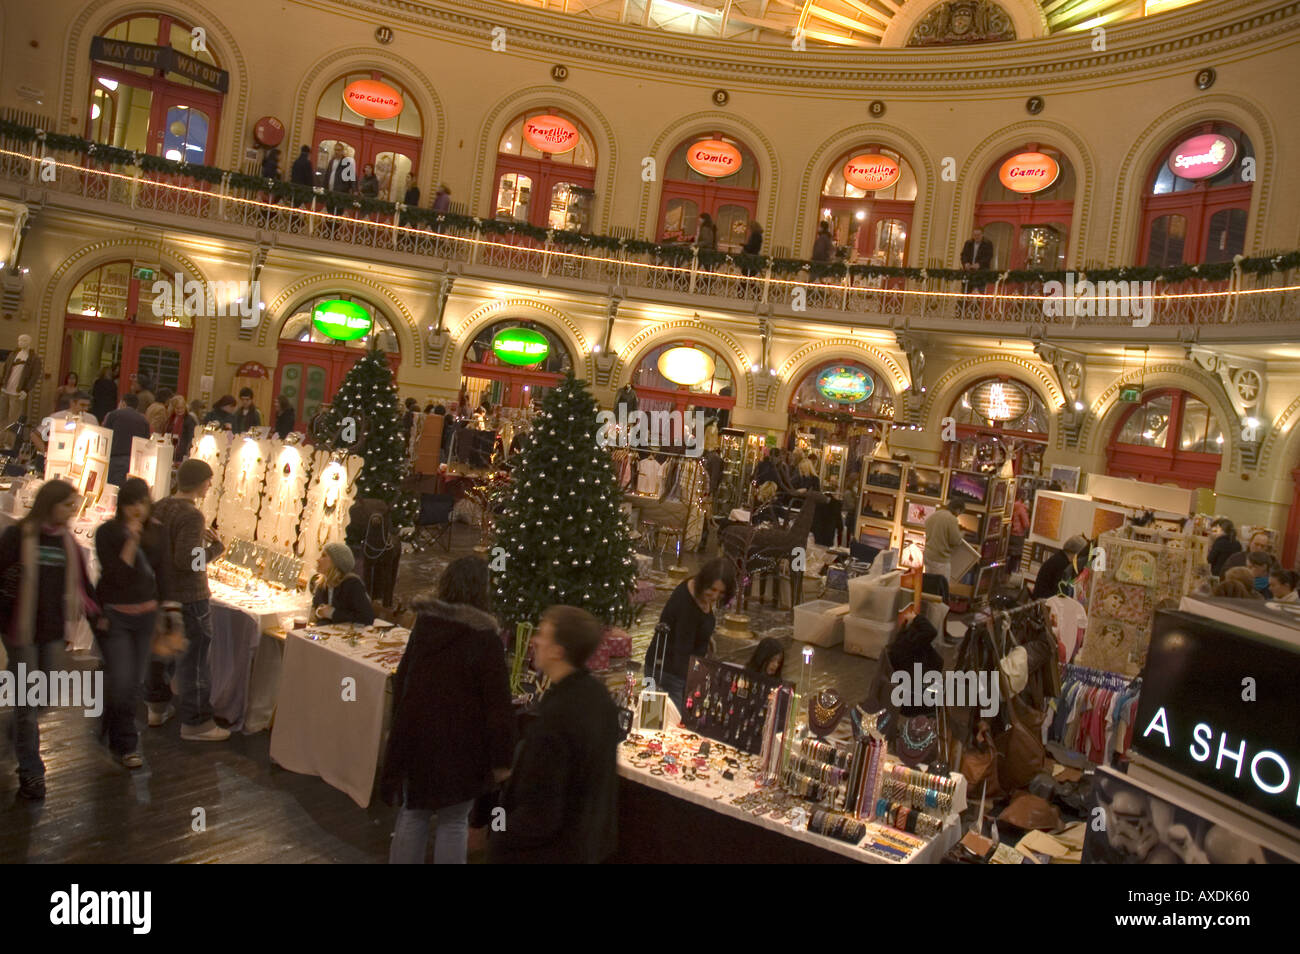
xmin=0 ymin=334 xmax=42 ymax=448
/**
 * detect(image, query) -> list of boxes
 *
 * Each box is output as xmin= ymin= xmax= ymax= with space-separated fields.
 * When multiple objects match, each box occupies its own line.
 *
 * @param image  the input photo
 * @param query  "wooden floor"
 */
xmin=0 ymin=523 xmax=931 ymax=863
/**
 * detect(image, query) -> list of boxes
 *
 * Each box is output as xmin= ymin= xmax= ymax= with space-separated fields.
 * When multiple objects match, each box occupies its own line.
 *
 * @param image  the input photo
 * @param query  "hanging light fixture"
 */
xmin=658 ymin=346 xmax=714 ymax=386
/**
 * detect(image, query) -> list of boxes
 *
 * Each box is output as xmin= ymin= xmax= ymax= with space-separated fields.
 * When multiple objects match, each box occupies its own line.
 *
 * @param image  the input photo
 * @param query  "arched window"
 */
xmin=631 ymin=340 xmax=737 ymax=419
xmin=461 ymin=320 xmax=574 ymax=410
xmin=86 ymin=13 xmax=226 ymax=164
xmin=943 ymin=377 xmax=1050 ymax=475
xmin=313 ymin=71 xmax=422 ymax=202
xmin=789 ymin=360 xmax=896 ymax=425
xmin=1139 ymin=122 xmax=1254 ymax=266
xmin=817 ymin=147 xmax=918 ymax=266
xmin=658 ymin=134 xmax=760 ymax=250
xmin=62 ymin=260 xmax=197 ymax=400
xmin=1106 ymin=388 xmax=1223 ymax=489
xmin=973 ymin=144 xmax=1076 ymax=271
xmin=494 ymin=109 xmax=596 ymax=231
xmin=276 ymin=294 xmax=402 ymax=429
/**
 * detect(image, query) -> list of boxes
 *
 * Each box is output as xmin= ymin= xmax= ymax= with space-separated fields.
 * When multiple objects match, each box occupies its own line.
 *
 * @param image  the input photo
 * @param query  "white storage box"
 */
xmin=847 ymin=570 xmax=905 ymax=621
xmin=793 ymin=600 xmax=849 ymax=647
xmin=844 ymin=615 xmax=895 ymax=658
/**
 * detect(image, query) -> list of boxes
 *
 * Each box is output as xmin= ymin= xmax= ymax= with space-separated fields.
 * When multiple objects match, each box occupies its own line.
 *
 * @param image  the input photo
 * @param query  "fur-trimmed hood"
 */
xmin=410 ymin=595 xmax=499 ymax=635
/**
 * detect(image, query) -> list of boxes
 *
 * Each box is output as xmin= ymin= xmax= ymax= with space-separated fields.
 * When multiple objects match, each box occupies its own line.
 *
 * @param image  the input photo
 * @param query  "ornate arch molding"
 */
xmin=775 ymin=339 xmax=910 ymax=416
xmin=291 ymin=48 xmax=448 ymax=200
xmin=921 ymin=354 xmax=1062 ymax=444
xmin=1081 ymin=363 xmax=1240 ymax=470
xmin=448 ymin=299 xmax=591 ymax=381
xmin=638 ymin=112 xmax=781 ymax=247
xmin=36 ymin=238 xmax=213 ymax=401
xmin=471 ymin=87 xmax=619 ymax=233
xmin=880 ymin=0 xmax=1050 ymax=47
xmin=952 ymin=121 xmax=1096 ymax=270
xmin=261 ymin=273 xmax=422 ymax=368
xmin=1255 ymin=393 xmax=1300 ymax=476
xmin=1109 ymin=94 xmax=1275 ymax=264
xmin=794 ymin=123 xmax=936 ymax=265
xmin=614 ymin=321 xmax=753 ymax=409
xmin=60 ymin=0 xmax=251 ymax=168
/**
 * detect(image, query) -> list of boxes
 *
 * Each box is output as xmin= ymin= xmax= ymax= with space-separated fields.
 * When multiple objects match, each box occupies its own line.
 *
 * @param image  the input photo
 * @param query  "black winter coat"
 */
xmin=380 ymin=597 xmax=514 ymax=811
xmin=490 ymin=669 xmax=620 ymax=864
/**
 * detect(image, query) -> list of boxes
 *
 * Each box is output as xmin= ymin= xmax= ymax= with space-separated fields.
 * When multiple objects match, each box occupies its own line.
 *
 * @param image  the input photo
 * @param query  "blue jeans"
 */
xmin=389 ymin=796 xmax=474 ymax=864
xmin=175 ymin=600 xmax=214 ymax=726
xmin=100 ymin=607 xmax=157 ymax=756
xmin=6 ymin=640 xmax=68 ymax=781
xmin=660 ymin=673 xmax=686 ymax=717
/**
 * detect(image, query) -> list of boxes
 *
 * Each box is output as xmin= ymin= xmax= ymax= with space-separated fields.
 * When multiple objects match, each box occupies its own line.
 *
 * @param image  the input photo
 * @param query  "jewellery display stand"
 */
xmin=296 ymin=451 xmax=363 ymax=581
xmin=215 ymin=537 xmax=305 ymax=592
xmin=188 ymin=428 xmax=232 ymax=528
xmin=681 ymin=655 xmax=788 ymax=754
xmin=218 ymin=435 xmax=271 ymax=542
xmin=256 ymin=439 xmax=312 ymax=553
xmin=128 ymin=436 xmax=175 ymax=500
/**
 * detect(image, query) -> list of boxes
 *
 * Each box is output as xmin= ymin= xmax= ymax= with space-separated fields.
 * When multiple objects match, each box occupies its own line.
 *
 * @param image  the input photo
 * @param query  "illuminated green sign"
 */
xmin=492 ymin=328 xmax=549 ymax=366
xmin=312 ymin=299 xmax=373 ymax=341
xmin=816 ymin=366 xmax=873 ymax=404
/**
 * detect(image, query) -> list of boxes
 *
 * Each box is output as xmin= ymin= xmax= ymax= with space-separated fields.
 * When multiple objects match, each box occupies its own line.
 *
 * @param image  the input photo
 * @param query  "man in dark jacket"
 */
xmin=491 ymin=605 xmax=619 ymax=864
xmin=104 ymin=393 xmax=151 ymax=486
xmin=960 ymin=227 xmax=995 ymax=294
xmin=290 ymin=145 xmax=314 ymax=187
xmin=231 ymin=387 xmax=261 ymax=434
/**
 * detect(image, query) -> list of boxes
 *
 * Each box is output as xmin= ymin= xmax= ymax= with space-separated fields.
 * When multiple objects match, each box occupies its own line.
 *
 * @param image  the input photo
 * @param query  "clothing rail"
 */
xmin=1062 ymin=663 xmax=1135 ymax=692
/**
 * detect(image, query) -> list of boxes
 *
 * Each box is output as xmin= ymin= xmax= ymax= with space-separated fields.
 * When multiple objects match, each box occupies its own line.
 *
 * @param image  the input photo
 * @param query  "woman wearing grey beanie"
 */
xmin=311 ymin=541 xmax=375 ymax=624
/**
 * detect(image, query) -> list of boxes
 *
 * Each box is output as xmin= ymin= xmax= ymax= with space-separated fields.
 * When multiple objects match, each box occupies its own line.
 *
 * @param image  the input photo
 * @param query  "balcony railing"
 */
xmin=2 ymin=131 xmax=1298 ymax=329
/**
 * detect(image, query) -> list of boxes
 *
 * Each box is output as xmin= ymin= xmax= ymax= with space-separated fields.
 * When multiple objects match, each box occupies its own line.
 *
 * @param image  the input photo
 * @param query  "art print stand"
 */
xmin=218 ymin=435 xmax=271 ymax=541
xmin=128 ymin=436 xmax=175 ymax=500
xmin=188 ymin=427 xmax=231 ymax=527
xmin=256 ymin=438 xmax=312 ymax=552
xmin=296 ymin=450 xmax=362 ymax=579
xmin=45 ymin=419 xmax=112 ymax=485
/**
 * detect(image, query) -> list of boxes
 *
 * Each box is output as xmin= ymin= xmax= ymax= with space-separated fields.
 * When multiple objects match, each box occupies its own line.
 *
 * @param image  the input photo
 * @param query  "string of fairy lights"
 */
xmin=5 ymin=147 xmax=1298 ymax=305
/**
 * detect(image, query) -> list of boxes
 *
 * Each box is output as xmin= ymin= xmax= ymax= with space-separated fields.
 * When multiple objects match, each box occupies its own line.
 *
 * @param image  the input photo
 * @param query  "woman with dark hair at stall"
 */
xmin=94 ymin=477 xmax=171 ymax=768
xmin=1268 ymin=568 xmax=1299 ymax=603
xmin=381 ymin=555 xmax=514 ymax=863
xmin=0 ymin=480 xmax=98 ymax=799
xmin=1206 ymin=517 xmax=1241 ymax=578
xmin=53 ymin=371 xmax=79 ymax=412
xmin=645 ymin=557 xmax=736 ymax=710
xmin=745 ymin=636 xmax=785 ymax=678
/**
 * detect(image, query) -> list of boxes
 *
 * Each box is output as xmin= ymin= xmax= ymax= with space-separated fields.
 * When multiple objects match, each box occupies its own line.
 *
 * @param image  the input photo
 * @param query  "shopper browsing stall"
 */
xmin=0 ymin=480 xmax=98 ymax=800
xmin=923 ymin=499 xmax=973 ymax=600
xmin=310 ymin=543 xmax=375 ymax=625
xmin=1221 ymin=529 xmax=1273 ymax=572
xmin=381 ymin=556 xmax=514 ymax=864
xmin=1032 ymin=534 xmax=1091 ymax=599
xmin=746 ymin=636 xmax=786 ymax=678
xmin=94 ymin=478 xmax=170 ymax=769
xmin=644 ymin=558 xmax=736 ymax=709
xmin=491 ymin=605 xmax=620 ymax=864
xmin=1269 ymin=568 xmax=1299 ymax=602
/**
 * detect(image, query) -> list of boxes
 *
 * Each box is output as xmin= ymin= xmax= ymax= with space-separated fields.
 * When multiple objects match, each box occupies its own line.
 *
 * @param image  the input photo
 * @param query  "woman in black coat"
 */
xmin=381 ymin=556 xmax=514 ymax=863
xmin=273 ymin=395 xmax=296 ymax=438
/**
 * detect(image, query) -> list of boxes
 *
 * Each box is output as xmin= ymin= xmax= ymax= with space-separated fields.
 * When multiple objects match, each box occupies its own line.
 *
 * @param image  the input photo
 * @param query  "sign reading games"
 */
xmin=998 ymin=152 xmax=1060 ymax=194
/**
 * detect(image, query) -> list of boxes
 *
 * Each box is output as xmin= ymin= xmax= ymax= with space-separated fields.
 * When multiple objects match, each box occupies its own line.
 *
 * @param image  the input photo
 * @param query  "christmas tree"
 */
xmin=315 ymin=346 xmax=415 ymax=525
xmin=493 ymin=372 xmax=637 ymax=627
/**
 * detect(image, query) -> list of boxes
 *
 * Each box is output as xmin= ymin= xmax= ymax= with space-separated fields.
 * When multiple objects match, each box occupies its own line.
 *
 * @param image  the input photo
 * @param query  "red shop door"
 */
xmin=276 ymin=341 xmax=400 ymax=431
xmin=312 ymin=118 xmax=420 ymax=203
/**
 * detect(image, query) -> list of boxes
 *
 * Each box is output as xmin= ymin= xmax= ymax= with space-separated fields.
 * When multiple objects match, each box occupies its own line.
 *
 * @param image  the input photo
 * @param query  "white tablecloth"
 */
xmin=269 ymin=625 xmax=410 ymax=807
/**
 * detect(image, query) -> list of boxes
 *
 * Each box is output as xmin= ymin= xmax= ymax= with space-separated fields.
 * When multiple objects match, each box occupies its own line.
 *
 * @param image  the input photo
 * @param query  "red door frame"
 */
xmin=85 ymin=15 xmax=223 ymax=165
xmin=631 ymin=343 xmax=737 ymax=418
xmin=818 ymin=196 xmax=914 ymax=263
xmin=276 ymin=340 xmax=401 ymax=430
xmin=462 ymin=360 xmax=563 ymax=408
xmin=658 ymin=182 xmax=759 ymax=249
xmin=492 ymin=152 xmax=596 ymax=230
xmin=312 ymin=117 xmax=421 ymax=199
xmin=1105 ymin=388 xmax=1223 ymax=489
xmin=1283 ymin=468 xmax=1300 ymax=572
xmin=974 ymin=144 xmax=1074 ymax=270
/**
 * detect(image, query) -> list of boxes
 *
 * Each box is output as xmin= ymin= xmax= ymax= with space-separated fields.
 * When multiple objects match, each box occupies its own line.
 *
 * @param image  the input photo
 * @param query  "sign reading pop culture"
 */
xmin=492 ymin=328 xmax=550 ymax=366
xmin=998 ymin=152 xmax=1060 ymax=194
xmin=842 ymin=154 xmax=901 ymax=191
xmin=686 ymin=140 xmax=742 ymax=178
xmin=342 ymin=79 xmax=404 ymax=120
xmin=312 ymin=300 xmax=373 ymax=341
xmin=522 ymin=115 xmax=580 ymax=155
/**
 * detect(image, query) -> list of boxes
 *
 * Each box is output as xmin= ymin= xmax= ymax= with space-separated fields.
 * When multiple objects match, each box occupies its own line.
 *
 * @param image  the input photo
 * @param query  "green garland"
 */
xmin=4 ymin=117 xmax=1297 ymax=285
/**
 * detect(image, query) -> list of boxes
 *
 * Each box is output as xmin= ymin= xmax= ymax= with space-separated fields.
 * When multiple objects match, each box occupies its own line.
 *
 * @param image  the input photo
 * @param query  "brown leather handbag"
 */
xmin=960 ymin=720 xmax=1001 ymax=797
xmin=995 ymin=693 xmax=1047 ymax=791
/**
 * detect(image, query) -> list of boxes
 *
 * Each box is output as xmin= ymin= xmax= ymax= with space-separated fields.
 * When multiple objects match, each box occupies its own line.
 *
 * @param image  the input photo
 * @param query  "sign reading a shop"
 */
xmin=816 ymin=366 xmax=873 ymax=404
xmin=342 ymin=79 xmax=404 ymax=120
xmin=522 ymin=115 xmax=579 ymax=155
xmin=686 ymin=139 xmax=742 ymax=178
xmin=90 ymin=36 xmax=229 ymax=93
xmin=969 ymin=379 xmax=1029 ymax=422
xmin=1134 ymin=608 xmax=1300 ymax=830
xmin=312 ymin=300 xmax=373 ymax=341
xmin=492 ymin=328 xmax=550 ymax=366
xmin=1167 ymin=133 xmax=1238 ymax=180
xmin=997 ymin=152 xmax=1060 ymax=194
xmin=842 ymin=154 xmax=900 ymax=192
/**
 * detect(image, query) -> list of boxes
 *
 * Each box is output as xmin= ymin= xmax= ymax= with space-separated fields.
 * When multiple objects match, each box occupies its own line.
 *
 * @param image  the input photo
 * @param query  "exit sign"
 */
xmin=133 ymin=266 xmax=156 ymax=282
xmin=1120 ymin=385 xmax=1144 ymax=404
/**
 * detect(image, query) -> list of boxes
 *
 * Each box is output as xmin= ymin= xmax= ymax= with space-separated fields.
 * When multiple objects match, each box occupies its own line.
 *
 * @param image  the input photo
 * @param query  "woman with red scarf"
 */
xmin=165 ymin=394 xmax=195 ymax=457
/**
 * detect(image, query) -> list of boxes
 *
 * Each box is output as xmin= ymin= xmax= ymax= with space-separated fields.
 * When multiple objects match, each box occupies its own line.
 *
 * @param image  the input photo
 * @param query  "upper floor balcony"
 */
xmin=2 ymin=126 xmax=1297 ymax=342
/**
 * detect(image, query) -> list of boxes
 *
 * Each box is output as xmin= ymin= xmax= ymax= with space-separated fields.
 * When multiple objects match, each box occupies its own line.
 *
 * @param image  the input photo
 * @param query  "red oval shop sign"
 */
xmin=1167 ymin=133 xmax=1237 ymax=180
xmin=998 ymin=152 xmax=1061 ymax=194
xmin=686 ymin=139 xmax=742 ymax=178
xmin=522 ymin=115 xmax=579 ymax=154
xmin=253 ymin=116 xmax=284 ymax=148
xmin=342 ymin=79 xmax=404 ymax=121
xmin=842 ymin=153 xmax=900 ymax=191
